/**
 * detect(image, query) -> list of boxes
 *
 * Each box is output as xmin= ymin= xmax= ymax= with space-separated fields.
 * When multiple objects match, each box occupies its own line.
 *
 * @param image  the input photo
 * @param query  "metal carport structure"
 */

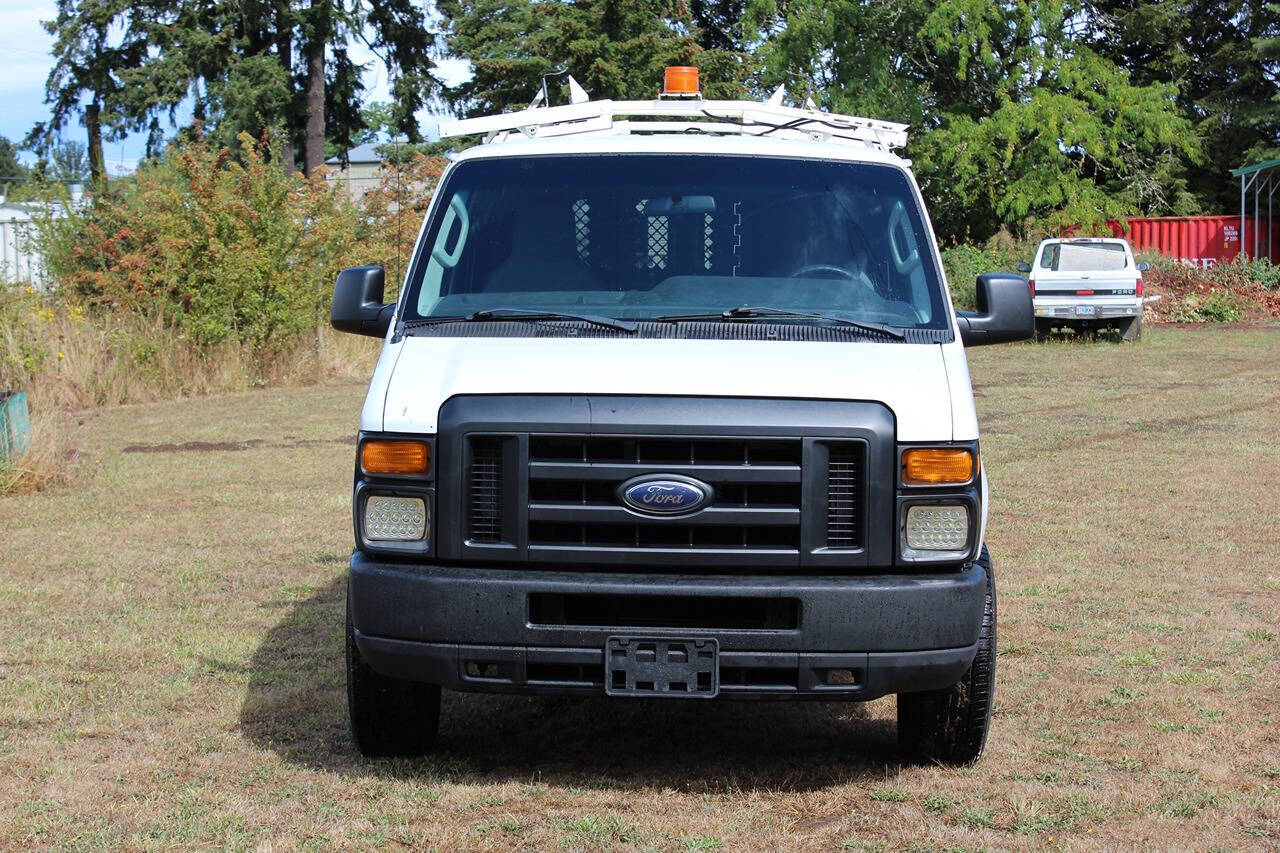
xmin=1232 ymin=156 xmax=1280 ymax=261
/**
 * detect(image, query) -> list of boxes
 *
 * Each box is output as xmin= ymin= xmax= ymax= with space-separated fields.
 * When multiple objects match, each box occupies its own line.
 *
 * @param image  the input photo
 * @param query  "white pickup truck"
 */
xmin=1019 ymin=237 xmax=1149 ymax=341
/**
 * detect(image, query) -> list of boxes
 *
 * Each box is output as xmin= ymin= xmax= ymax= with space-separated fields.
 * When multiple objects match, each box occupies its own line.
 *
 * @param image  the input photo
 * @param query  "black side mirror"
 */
xmin=1016 ymin=261 xmax=1032 ymax=273
xmin=1136 ymin=260 xmax=1151 ymax=272
xmin=331 ymin=265 xmax=395 ymax=337
xmin=956 ymin=273 xmax=1034 ymax=346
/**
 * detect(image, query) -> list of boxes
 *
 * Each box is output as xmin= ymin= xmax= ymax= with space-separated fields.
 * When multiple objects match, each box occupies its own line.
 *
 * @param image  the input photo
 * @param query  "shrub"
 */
xmin=34 ymin=133 xmax=369 ymax=353
xmin=1211 ymin=257 xmax=1280 ymax=291
xmin=9 ymin=136 xmax=447 ymax=412
xmin=1169 ymin=289 xmax=1240 ymax=323
xmin=940 ymin=235 xmax=1038 ymax=310
xmin=356 ymin=152 xmax=447 ymax=302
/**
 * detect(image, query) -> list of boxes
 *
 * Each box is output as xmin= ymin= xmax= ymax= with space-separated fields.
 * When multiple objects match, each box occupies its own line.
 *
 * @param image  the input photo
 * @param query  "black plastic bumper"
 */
xmin=349 ymin=553 xmax=986 ymax=700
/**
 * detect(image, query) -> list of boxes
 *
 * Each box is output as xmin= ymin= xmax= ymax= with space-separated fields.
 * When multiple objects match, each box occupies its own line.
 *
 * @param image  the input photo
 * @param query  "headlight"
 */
xmin=364 ymin=495 xmax=429 ymax=541
xmin=901 ymin=503 xmax=970 ymax=561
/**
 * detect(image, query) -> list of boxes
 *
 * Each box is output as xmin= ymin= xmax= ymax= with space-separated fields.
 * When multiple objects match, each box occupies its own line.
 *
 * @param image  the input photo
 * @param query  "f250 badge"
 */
xmin=618 ymin=475 xmax=713 ymax=515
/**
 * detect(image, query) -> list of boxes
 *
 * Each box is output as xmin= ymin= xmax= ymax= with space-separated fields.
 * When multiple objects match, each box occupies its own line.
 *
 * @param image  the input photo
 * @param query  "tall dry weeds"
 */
xmin=0 ymin=409 xmax=76 ymax=494
xmin=3 ymin=287 xmax=380 ymax=413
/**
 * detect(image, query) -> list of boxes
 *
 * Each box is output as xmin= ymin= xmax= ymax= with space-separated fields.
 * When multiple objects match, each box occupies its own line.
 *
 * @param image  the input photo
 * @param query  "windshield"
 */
xmin=1039 ymin=241 xmax=1129 ymax=272
xmin=402 ymin=154 xmax=950 ymax=330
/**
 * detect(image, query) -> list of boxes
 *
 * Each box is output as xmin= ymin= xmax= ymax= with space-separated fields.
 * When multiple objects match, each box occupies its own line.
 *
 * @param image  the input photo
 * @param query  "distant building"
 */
xmin=325 ymin=143 xmax=386 ymax=202
xmin=0 ymin=185 xmax=82 ymax=287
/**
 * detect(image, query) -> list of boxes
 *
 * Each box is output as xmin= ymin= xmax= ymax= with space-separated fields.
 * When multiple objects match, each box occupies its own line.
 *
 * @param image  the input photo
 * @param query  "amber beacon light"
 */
xmin=663 ymin=66 xmax=700 ymax=97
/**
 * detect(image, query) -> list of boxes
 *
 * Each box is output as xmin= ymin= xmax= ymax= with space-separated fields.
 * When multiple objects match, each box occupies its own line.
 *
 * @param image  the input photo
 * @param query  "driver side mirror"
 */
xmin=331 ymin=265 xmax=396 ymax=337
xmin=956 ymin=273 xmax=1034 ymax=346
xmin=1016 ymin=262 xmax=1032 ymax=273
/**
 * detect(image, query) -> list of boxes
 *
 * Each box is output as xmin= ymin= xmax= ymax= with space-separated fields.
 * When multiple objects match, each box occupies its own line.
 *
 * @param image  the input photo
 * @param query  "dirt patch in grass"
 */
xmin=2 ymin=329 xmax=1279 ymax=848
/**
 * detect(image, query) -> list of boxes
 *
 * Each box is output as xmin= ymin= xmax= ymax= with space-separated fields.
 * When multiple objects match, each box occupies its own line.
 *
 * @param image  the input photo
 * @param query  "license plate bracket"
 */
xmin=605 ymin=637 xmax=719 ymax=699
xmin=1074 ymin=304 xmax=1096 ymax=316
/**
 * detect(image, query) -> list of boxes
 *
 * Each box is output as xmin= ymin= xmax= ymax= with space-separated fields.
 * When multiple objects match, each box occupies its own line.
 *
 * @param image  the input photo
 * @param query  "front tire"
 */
xmin=897 ymin=547 xmax=996 ymax=765
xmin=347 ymin=594 xmax=440 ymax=757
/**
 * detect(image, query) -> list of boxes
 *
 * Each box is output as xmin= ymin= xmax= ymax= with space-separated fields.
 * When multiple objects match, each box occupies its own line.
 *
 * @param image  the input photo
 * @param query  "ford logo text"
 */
xmin=618 ymin=475 xmax=713 ymax=516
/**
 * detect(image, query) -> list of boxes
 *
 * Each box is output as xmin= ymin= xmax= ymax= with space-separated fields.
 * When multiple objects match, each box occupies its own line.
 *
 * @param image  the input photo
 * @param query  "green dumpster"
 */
xmin=0 ymin=390 xmax=31 ymax=463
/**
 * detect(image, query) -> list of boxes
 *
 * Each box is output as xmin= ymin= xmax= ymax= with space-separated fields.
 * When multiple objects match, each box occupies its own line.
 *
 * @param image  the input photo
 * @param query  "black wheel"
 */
xmin=347 ymin=594 xmax=440 ymax=757
xmin=897 ymin=546 xmax=996 ymax=765
xmin=1121 ymin=315 xmax=1142 ymax=342
xmin=1033 ymin=319 xmax=1053 ymax=342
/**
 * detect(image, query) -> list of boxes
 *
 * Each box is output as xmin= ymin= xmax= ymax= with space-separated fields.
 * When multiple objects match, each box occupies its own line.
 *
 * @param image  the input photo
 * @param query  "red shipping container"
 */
xmin=1102 ymin=216 xmax=1280 ymax=269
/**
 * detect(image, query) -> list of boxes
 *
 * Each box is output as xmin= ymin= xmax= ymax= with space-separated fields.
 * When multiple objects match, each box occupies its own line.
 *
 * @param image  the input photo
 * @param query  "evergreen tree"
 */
xmin=438 ymin=0 xmax=751 ymax=117
xmin=34 ymin=0 xmax=439 ymax=178
xmin=0 ymin=137 xmax=28 ymax=186
xmin=27 ymin=0 xmax=149 ymax=183
xmin=1086 ymin=0 xmax=1280 ymax=212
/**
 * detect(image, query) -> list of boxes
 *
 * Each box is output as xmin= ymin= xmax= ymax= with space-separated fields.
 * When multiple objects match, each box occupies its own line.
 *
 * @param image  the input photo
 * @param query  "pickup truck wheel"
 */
xmin=1121 ymin=315 xmax=1142 ymax=342
xmin=896 ymin=546 xmax=995 ymax=765
xmin=1033 ymin=319 xmax=1052 ymax=342
xmin=347 ymin=596 xmax=441 ymax=757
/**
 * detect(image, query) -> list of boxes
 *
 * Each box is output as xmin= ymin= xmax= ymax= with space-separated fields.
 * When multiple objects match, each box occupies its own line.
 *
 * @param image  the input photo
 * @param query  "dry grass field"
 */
xmin=2 ymin=327 xmax=1279 ymax=850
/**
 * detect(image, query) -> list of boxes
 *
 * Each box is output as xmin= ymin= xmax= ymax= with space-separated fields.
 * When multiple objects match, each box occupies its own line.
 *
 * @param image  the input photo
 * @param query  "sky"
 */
xmin=0 ymin=0 xmax=468 ymax=175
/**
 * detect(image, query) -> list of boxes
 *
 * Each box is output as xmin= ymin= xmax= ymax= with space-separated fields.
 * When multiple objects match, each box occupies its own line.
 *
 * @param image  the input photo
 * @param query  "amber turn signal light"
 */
xmin=902 ymin=448 xmax=975 ymax=486
xmin=362 ymin=439 xmax=430 ymax=475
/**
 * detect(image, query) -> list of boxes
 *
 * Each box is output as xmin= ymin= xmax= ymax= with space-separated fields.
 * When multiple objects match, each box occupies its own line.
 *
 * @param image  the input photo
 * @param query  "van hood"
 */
xmin=366 ymin=336 xmax=965 ymax=442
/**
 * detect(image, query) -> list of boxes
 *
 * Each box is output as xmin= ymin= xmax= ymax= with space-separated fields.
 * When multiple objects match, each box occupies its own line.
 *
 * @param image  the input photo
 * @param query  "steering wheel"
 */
xmin=789 ymin=264 xmax=857 ymax=280
xmin=788 ymin=263 xmax=879 ymax=300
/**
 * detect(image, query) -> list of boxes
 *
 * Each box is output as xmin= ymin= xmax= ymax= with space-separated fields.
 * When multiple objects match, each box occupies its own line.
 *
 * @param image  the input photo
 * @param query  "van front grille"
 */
xmin=826 ymin=446 xmax=862 ymax=547
xmin=525 ymin=434 xmax=803 ymax=562
xmin=444 ymin=395 xmax=892 ymax=570
xmin=467 ymin=438 xmax=504 ymax=543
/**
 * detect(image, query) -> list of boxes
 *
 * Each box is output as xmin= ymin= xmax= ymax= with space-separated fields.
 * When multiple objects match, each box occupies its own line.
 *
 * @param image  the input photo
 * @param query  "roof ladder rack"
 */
xmin=439 ymin=79 xmax=909 ymax=153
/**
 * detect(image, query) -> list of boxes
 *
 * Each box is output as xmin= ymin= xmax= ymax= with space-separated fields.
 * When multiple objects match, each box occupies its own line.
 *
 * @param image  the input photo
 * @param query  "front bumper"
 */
xmin=349 ymin=553 xmax=986 ymax=700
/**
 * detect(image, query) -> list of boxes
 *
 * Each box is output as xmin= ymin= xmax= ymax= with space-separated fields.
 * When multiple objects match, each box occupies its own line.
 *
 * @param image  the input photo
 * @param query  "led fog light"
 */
xmin=364 ymin=496 xmax=428 ymax=541
xmin=904 ymin=504 xmax=969 ymax=551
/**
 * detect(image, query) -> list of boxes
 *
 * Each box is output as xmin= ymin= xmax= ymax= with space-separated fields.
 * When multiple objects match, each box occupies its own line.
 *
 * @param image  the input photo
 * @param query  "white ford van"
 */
xmin=331 ymin=69 xmax=1033 ymax=764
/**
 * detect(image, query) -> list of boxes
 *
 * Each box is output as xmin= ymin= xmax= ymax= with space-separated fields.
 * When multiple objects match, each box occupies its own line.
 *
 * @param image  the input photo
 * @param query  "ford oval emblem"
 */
xmin=618 ymin=475 xmax=713 ymax=516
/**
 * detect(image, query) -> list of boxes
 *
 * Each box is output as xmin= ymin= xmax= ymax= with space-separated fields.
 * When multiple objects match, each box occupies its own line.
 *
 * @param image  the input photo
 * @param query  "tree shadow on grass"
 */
xmin=240 ymin=573 xmax=905 ymax=793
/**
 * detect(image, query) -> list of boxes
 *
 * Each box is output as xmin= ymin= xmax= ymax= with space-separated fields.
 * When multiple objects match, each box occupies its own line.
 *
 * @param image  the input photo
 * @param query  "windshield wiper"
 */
xmin=655 ymin=306 xmax=906 ymax=340
xmin=403 ymin=308 xmax=637 ymax=334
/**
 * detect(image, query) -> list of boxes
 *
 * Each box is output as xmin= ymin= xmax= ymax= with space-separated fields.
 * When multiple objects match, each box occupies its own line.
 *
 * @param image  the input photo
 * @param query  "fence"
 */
xmin=1 ymin=201 xmax=44 ymax=285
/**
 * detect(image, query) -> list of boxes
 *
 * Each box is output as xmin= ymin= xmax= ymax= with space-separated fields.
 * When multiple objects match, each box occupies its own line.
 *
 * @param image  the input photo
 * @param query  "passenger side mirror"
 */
xmin=1016 ymin=262 xmax=1032 ymax=273
xmin=1136 ymin=260 xmax=1151 ymax=272
xmin=331 ymin=266 xmax=396 ymax=337
xmin=956 ymin=273 xmax=1034 ymax=346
